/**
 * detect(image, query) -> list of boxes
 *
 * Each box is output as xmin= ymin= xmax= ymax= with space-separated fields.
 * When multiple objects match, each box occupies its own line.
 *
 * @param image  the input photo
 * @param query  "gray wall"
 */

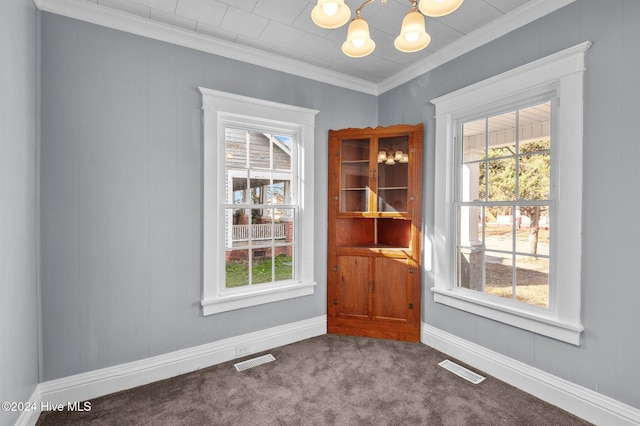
xmin=379 ymin=0 xmax=640 ymax=409
xmin=0 ymin=0 xmax=40 ymax=425
xmin=39 ymin=13 xmax=377 ymax=380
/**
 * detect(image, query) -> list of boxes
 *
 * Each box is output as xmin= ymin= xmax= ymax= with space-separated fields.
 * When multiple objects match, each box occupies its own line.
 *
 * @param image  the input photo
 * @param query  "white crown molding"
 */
xmin=377 ymin=0 xmax=578 ymax=94
xmin=422 ymin=323 xmax=640 ymax=426
xmin=33 ymin=0 xmax=379 ymax=95
xmin=34 ymin=0 xmax=575 ymax=96
xmin=17 ymin=316 xmax=326 ymax=426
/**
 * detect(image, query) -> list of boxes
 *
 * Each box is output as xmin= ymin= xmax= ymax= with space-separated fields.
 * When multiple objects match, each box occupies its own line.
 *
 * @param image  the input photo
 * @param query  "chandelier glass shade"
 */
xmin=311 ymin=0 xmax=352 ymax=28
xmin=311 ymin=0 xmax=463 ymax=57
xmin=342 ymin=16 xmax=376 ymax=58
xmin=418 ymin=0 xmax=464 ymax=17
xmin=394 ymin=7 xmax=431 ymax=53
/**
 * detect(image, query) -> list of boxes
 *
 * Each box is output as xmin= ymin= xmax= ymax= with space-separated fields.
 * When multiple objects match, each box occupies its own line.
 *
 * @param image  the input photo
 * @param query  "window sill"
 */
xmin=202 ymin=281 xmax=316 ymax=316
xmin=431 ymin=287 xmax=583 ymax=345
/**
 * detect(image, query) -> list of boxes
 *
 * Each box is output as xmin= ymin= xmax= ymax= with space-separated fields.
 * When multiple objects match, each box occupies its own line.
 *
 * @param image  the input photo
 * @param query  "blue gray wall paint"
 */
xmin=39 ymin=12 xmax=376 ymax=381
xmin=0 ymin=0 xmax=40 ymax=425
xmin=378 ymin=0 xmax=640 ymax=410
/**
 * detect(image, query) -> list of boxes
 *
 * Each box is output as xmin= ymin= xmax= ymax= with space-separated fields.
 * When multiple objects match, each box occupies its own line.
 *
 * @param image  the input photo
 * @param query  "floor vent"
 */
xmin=234 ymin=354 xmax=276 ymax=372
xmin=439 ymin=360 xmax=485 ymax=384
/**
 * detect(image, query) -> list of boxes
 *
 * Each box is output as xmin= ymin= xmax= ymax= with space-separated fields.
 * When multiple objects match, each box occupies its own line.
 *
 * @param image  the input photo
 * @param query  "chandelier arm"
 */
xmin=355 ymin=0 xmax=375 ymax=17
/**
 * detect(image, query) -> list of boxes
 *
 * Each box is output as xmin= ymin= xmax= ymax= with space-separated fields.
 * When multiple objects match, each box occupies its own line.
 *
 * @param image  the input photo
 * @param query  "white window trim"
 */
xmin=200 ymin=88 xmax=319 ymax=315
xmin=430 ymin=42 xmax=591 ymax=345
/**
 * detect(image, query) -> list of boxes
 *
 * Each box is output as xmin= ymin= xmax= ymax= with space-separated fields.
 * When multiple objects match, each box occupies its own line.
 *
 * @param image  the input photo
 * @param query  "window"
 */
xmin=431 ymin=42 xmax=591 ymax=345
xmin=200 ymin=88 xmax=318 ymax=315
xmin=458 ymin=101 xmax=552 ymax=308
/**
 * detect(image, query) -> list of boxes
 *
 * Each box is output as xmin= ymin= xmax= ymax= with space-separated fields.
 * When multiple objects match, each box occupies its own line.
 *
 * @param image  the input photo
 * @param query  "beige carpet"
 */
xmin=37 ymin=334 xmax=591 ymax=425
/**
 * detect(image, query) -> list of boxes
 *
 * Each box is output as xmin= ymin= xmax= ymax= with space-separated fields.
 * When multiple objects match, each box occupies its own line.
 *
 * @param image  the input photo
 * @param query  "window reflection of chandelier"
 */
xmin=377 ymin=149 xmax=408 ymax=165
xmin=311 ymin=0 xmax=464 ymax=58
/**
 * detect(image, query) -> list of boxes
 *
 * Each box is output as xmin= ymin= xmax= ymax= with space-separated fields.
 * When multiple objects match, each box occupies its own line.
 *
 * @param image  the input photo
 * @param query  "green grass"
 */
xmin=226 ymin=255 xmax=292 ymax=288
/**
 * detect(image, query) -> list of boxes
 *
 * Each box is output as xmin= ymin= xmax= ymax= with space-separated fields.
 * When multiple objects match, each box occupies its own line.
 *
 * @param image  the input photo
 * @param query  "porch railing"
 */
xmin=232 ymin=223 xmax=286 ymax=241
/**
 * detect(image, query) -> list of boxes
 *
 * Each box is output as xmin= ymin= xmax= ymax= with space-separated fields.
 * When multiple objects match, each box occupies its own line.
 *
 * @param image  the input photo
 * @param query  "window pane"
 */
xmin=458 ymin=246 xmax=483 ymax=292
xmin=273 ymin=135 xmax=292 ymax=171
xmin=251 ymin=250 xmax=272 ymax=285
xmin=487 ymin=110 xmax=516 ymax=154
xmin=461 ymin=163 xmax=481 ymax=202
xmin=231 ymin=175 xmax=248 ymax=204
xmin=230 ymin=207 xmax=250 ymax=238
xmin=485 ymin=206 xmax=513 ymax=252
xmin=485 ymin=254 xmax=513 ymax=301
xmin=225 ymin=128 xmax=248 ymax=167
xmin=249 ymin=132 xmax=271 ymax=169
xmin=275 ymin=208 xmax=295 ymax=282
xmin=487 ymin=157 xmax=516 ymax=202
xmin=457 ymin=206 xmax=483 ymax=291
xmin=226 ymin=249 xmax=249 ymax=288
xmin=274 ymin=253 xmax=293 ymax=281
xmin=515 ymin=255 xmax=549 ymax=308
xmin=458 ymin=205 xmax=483 ymax=248
xmin=462 ymin=119 xmax=485 ymax=163
xmin=249 ymin=178 xmax=267 ymax=205
xmin=518 ymin=102 xmax=551 ymax=151
xmin=518 ymin=152 xmax=550 ymax=200
xmin=267 ymin=178 xmax=290 ymax=205
xmin=515 ymin=206 xmax=550 ymax=256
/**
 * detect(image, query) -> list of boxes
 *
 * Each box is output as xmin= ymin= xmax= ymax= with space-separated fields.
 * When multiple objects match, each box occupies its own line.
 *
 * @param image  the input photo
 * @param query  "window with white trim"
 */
xmin=431 ymin=42 xmax=590 ymax=345
xmin=200 ymin=88 xmax=318 ymax=315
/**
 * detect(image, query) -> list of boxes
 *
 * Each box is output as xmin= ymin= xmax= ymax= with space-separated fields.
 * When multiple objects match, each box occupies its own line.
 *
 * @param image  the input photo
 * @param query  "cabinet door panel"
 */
xmin=373 ymin=257 xmax=409 ymax=322
xmin=337 ymin=256 xmax=370 ymax=318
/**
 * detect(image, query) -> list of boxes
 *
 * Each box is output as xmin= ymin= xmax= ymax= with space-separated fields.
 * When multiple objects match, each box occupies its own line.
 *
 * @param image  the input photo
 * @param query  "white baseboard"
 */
xmin=421 ymin=322 xmax=640 ymax=426
xmin=18 ymin=315 xmax=326 ymax=426
xmin=12 ymin=386 xmax=41 ymax=426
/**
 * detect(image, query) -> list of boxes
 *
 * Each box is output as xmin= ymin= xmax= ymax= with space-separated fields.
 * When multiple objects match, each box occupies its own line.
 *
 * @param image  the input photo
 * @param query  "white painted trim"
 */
xmin=200 ymin=88 xmax=318 ymax=315
xmin=431 ymin=41 xmax=592 ymax=113
xmin=431 ymin=288 xmax=583 ymax=345
xmin=19 ymin=316 xmax=325 ymax=424
xmin=431 ymin=42 xmax=590 ymax=345
xmin=33 ymin=0 xmax=378 ymax=95
xmin=202 ymin=281 xmax=316 ymax=315
xmin=421 ymin=323 xmax=640 ymax=426
xmin=34 ymin=0 xmax=576 ymax=95
xmin=14 ymin=386 xmax=42 ymax=426
xmin=378 ymin=0 xmax=577 ymax=94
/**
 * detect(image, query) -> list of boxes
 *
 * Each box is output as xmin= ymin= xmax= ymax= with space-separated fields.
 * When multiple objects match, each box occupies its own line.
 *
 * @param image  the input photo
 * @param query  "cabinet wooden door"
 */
xmin=335 ymin=255 xmax=370 ymax=320
xmin=372 ymin=256 xmax=412 ymax=323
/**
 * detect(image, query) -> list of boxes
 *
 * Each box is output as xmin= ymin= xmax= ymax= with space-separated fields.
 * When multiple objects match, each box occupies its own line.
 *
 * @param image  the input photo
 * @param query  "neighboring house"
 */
xmin=225 ymin=129 xmax=294 ymax=261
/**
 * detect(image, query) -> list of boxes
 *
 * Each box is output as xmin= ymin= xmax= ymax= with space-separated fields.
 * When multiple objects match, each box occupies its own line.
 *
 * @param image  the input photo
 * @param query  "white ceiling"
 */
xmin=36 ymin=0 xmax=575 ymax=94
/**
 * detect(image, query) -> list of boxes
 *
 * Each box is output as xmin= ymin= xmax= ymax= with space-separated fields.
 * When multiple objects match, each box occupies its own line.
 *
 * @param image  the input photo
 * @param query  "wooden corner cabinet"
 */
xmin=327 ymin=124 xmax=423 ymax=342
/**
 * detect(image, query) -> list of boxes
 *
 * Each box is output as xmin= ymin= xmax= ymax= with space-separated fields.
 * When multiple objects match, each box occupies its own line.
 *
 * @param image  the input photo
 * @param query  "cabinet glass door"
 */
xmin=377 ymin=136 xmax=409 ymax=212
xmin=340 ymin=139 xmax=370 ymax=212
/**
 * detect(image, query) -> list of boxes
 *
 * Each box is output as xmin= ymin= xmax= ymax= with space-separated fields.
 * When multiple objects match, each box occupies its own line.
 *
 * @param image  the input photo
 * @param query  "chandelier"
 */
xmin=311 ymin=0 xmax=464 ymax=58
